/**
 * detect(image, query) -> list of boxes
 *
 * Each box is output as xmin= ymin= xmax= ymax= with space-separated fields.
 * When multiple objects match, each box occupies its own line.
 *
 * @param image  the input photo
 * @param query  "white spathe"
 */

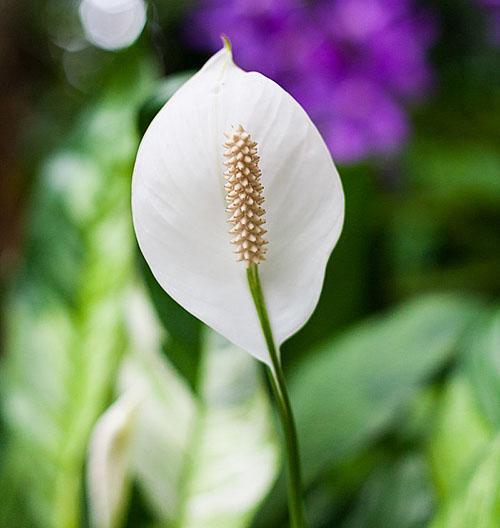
xmin=132 ymin=44 xmax=344 ymax=365
xmin=87 ymin=392 xmax=139 ymax=528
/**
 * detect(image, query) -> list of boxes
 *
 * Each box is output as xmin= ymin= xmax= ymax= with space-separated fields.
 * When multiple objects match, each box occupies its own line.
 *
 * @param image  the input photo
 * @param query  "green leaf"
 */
xmin=463 ymin=309 xmax=500 ymax=429
xmin=341 ymin=454 xmax=435 ymax=528
xmin=293 ymin=293 xmax=480 ymax=481
xmin=118 ymin=290 xmax=279 ymax=528
xmin=0 ymin=63 xmax=155 ymax=528
xmin=0 ymin=442 xmax=37 ymax=527
xmin=1 ymin=284 xmax=125 ymax=528
xmin=430 ymin=435 xmax=500 ymax=528
xmin=254 ymin=293 xmax=480 ymax=526
xmin=426 ymin=375 xmax=490 ymax=501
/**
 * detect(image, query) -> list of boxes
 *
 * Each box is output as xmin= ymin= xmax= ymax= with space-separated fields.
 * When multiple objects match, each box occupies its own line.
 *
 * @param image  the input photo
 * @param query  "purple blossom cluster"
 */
xmin=478 ymin=0 xmax=500 ymax=44
xmin=185 ymin=0 xmax=437 ymax=164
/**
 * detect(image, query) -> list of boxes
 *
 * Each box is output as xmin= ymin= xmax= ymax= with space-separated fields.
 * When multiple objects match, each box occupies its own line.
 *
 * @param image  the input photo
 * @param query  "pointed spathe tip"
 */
xmin=221 ymin=35 xmax=232 ymax=53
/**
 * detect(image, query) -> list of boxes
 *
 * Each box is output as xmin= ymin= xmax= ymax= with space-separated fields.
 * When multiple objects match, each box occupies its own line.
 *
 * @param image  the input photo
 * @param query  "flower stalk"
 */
xmin=246 ymin=264 xmax=308 ymax=528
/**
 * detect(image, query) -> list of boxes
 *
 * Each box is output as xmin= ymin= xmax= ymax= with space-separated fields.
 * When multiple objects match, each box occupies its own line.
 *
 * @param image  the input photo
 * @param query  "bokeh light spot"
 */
xmin=79 ymin=0 xmax=147 ymax=51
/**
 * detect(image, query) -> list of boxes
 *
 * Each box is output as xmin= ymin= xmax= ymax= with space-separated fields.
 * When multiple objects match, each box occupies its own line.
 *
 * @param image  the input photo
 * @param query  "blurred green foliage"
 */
xmin=0 ymin=1 xmax=499 ymax=528
xmin=86 ymin=297 xmax=279 ymax=528
xmin=0 ymin=49 xmax=156 ymax=527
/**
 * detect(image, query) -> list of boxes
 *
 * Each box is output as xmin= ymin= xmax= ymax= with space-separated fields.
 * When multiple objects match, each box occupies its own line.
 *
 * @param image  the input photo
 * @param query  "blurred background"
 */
xmin=0 ymin=1 xmax=499 ymax=527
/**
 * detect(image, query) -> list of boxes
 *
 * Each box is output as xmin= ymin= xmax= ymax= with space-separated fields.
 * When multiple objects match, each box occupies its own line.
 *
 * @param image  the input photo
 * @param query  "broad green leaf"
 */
xmin=1 ymin=282 xmax=125 ymax=528
xmin=430 ymin=435 xmax=500 ymax=528
xmin=293 ymin=293 xmax=480 ymax=481
xmin=427 ymin=375 xmax=491 ymax=500
xmin=0 ymin=441 xmax=38 ymax=527
xmin=463 ymin=309 xmax=500 ymax=429
xmin=0 ymin=59 xmax=155 ymax=528
xmin=341 ymin=454 xmax=435 ymax=528
xmin=117 ymin=290 xmax=279 ymax=528
xmin=254 ymin=293 xmax=480 ymax=527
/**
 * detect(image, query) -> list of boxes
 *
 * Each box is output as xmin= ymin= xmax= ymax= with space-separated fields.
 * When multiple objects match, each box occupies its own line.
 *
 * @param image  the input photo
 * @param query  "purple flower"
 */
xmin=184 ymin=0 xmax=437 ymax=164
xmin=477 ymin=0 xmax=500 ymax=44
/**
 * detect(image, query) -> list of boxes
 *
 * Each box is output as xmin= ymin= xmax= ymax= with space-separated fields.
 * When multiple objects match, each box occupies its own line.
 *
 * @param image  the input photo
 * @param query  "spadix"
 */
xmin=224 ymin=124 xmax=268 ymax=266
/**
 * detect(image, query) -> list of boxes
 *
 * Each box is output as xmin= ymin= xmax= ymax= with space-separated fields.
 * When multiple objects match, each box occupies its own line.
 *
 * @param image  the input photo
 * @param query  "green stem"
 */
xmin=246 ymin=265 xmax=308 ymax=528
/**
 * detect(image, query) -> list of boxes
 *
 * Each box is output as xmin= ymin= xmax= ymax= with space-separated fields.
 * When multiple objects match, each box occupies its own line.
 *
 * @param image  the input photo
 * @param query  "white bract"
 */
xmin=132 ymin=43 xmax=344 ymax=365
xmin=87 ymin=392 xmax=139 ymax=528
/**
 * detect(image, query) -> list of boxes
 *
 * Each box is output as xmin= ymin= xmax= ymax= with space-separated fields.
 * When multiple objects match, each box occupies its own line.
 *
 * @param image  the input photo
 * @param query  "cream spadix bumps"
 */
xmin=224 ymin=125 xmax=267 ymax=266
xmin=132 ymin=43 xmax=344 ymax=365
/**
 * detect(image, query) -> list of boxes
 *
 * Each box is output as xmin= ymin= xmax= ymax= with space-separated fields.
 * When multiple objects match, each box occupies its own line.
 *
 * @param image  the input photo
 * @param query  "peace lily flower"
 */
xmin=132 ymin=41 xmax=344 ymax=364
xmin=132 ymin=39 xmax=344 ymax=527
